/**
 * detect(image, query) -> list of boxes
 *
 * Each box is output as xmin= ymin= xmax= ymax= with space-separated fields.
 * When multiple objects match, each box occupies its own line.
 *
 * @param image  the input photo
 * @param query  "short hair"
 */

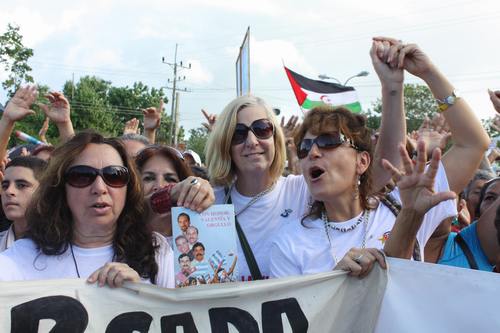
xmin=475 ymin=177 xmax=500 ymax=218
xmin=32 ymin=144 xmax=55 ymax=158
xmin=135 ymin=145 xmax=192 ymax=181
xmin=178 ymin=253 xmax=191 ymax=263
xmin=186 ymin=226 xmax=198 ymax=234
xmin=190 ymin=165 xmax=209 ymax=181
xmin=192 ymin=242 xmax=205 ymax=251
xmin=5 ymin=156 xmax=48 ymax=180
xmin=295 ymin=106 xmax=373 ymax=222
xmin=120 ymin=133 xmax=150 ymax=145
xmin=177 ymin=212 xmax=190 ymax=222
xmin=463 ymin=169 xmax=496 ymax=199
xmin=175 ymin=235 xmax=188 ymax=243
xmin=205 ymin=95 xmax=286 ymax=186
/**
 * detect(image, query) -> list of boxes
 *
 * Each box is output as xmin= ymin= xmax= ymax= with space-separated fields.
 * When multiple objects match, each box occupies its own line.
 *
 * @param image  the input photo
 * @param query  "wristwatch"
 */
xmin=436 ymin=90 xmax=460 ymax=112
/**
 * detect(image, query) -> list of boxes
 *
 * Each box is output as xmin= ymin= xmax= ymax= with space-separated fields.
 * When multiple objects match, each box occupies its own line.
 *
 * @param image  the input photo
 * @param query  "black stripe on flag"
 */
xmin=287 ymin=67 xmax=355 ymax=94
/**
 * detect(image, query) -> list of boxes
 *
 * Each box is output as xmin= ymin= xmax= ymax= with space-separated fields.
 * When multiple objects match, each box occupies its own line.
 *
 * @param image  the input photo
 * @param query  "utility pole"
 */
xmin=162 ymin=43 xmax=191 ymax=146
xmin=174 ymin=92 xmax=180 ymax=146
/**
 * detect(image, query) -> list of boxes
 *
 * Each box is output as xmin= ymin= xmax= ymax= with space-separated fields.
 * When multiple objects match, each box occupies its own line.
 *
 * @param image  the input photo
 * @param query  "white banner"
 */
xmin=0 ymin=265 xmax=386 ymax=332
xmin=1 ymin=258 xmax=498 ymax=332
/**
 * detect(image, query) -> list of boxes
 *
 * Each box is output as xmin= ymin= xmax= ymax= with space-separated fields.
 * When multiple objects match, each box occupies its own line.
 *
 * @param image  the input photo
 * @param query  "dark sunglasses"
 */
xmin=297 ymin=133 xmax=358 ymax=159
xmin=65 ymin=165 xmax=130 ymax=188
xmin=232 ymin=118 xmax=274 ymax=145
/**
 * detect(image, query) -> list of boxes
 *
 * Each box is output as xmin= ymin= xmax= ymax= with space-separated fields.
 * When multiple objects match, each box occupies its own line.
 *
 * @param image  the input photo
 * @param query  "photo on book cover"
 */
xmin=172 ymin=204 xmax=238 ymax=287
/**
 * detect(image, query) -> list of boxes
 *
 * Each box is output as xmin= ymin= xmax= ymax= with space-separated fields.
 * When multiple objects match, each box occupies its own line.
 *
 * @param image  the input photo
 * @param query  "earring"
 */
xmin=353 ymin=175 xmax=360 ymax=199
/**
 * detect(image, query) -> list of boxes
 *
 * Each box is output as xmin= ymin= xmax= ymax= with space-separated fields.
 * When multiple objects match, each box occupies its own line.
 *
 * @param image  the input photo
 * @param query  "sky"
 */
xmin=2 ymin=0 xmax=500 ymax=138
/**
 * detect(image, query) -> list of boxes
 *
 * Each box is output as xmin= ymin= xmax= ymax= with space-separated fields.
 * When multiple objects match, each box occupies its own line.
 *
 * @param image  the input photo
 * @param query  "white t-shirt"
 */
xmin=269 ymin=162 xmax=457 ymax=278
xmin=0 ymin=232 xmax=174 ymax=288
xmin=215 ymin=175 xmax=310 ymax=281
xmin=0 ymin=225 xmax=15 ymax=252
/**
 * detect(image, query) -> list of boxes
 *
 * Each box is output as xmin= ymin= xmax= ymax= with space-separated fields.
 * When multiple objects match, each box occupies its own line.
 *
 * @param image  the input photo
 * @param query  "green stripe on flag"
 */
xmin=301 ymin=99 xmax=362 ymax=113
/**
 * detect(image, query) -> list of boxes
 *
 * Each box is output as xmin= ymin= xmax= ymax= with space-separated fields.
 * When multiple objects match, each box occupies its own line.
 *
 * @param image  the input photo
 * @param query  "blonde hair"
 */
xmin=205 ymin=95 xmax=286 ymax=186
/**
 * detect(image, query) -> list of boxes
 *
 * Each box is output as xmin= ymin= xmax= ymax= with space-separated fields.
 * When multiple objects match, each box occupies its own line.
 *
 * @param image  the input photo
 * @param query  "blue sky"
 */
xmin=2 ymin=0 xmax=500 ymax=136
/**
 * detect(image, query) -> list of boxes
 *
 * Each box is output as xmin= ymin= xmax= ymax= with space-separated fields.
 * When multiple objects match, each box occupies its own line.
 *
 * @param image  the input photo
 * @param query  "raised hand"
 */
xmin=488 ymin=89 xmax=500 ymax=114
xmin=389 ymin=41 xmax=436 ymax=79
xmin=382 ymin=141 xmax=456 ymax=216
xmin=38 ymin=117 xmax=50 ymax=143
xmin=143 ymin=99 xmax=162 ymax=131
xmin=370 ymin=37 xmax=404 ymax=85
xmin=123 ymin=118 xmax=140 ymax=135
xmin=39 ymin=92 xmax=71 ymax=125
xmin=201 ymin=109 xmax=217 ymax=132
xmin=280 ymin=115 xmax=299 ymax=139
xmin=2 ymin=85 xmax=38 ymax=123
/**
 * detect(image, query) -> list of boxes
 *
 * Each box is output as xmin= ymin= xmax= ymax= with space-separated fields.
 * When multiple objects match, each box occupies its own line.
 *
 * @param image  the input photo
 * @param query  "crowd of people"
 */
xmin=0 ymin=37 xmax=499 ymax=291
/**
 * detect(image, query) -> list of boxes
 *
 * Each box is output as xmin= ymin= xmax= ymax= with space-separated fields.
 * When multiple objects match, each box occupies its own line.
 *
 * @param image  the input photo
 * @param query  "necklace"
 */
xmin=323 ymin=209 xmax=371 ymax=250
xmin=70 ymin=243 xmax=116 ymax=279
xmin=70 ymin=243 xmax=81 ymax=278
xmin=226 ymin=182 xmax=277 ymax=217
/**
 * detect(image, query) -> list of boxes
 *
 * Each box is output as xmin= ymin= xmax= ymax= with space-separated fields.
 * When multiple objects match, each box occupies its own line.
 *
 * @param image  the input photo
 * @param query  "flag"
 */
xmin=284 ymin=66 xmax=362 ymax=113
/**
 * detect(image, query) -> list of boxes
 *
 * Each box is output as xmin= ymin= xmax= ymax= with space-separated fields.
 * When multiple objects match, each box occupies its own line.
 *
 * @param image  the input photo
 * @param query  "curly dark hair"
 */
xmin=294 ymin=106 xmax=375 ymax=224
xmin=26 ymin=130 xmax=159 ymax=283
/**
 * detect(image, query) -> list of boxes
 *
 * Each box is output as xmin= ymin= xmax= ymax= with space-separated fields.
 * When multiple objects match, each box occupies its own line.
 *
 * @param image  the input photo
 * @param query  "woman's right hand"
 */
xmin=334 ymin=248 xmax=387 ymax=278
xmin=171 ymin=176 xmax=215 ymax=213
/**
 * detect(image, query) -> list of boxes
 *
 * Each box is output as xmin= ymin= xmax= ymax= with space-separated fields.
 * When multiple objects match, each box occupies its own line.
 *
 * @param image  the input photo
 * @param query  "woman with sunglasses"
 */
xmin=0 ymin=131 xmax=174 ymax=287
xmin=269 ymin=38 xmax=489 ymax=277
xmin=269 ymin=105 xmax=457 ymax=277
xmin=135 ymin=145 xmax=213 ymax=245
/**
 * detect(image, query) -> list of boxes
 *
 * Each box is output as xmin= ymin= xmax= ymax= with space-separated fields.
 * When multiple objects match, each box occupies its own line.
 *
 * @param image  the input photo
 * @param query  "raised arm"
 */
xmin=382 ymin=141 xmax=456 ymax=258
xmin=143 ymin=99 xmax=163 ymax=144
xmin=398 ymin=43 xmax=490 ymax=194
xmin=0 ymin=86 xmax=38 ymax=160
xmin=370 ymin=37 xmax=406 ymax=193
xmin=39 ymin=91 xmax=74 ymax=143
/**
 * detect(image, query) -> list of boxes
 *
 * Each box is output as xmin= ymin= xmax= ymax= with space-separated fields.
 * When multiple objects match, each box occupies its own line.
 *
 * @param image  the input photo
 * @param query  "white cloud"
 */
xmin=247 ymin=37 xmax=316 ymax=76
xmin=185 ymin=59 xmax=213 ymax=84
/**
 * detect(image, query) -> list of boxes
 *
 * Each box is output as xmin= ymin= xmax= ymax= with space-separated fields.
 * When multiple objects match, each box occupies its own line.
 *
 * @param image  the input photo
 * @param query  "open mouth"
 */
xmin=244 ymin=152 xmax=264 ymax=157
xmin=309 ymin=166 xmax=325 ymax=180
xmin=92 ymin=203 xmax=109 ymax=208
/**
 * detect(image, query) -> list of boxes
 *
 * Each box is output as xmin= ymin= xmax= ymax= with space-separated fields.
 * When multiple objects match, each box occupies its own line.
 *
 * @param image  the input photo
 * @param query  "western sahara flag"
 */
xmin=284 ymin=66 xmax=362 ymax=113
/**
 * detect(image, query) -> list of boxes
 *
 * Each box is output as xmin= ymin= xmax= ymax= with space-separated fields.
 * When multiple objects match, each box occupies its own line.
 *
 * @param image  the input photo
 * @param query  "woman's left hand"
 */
xmin=87 ymin=262 xmax=140 ymax=288
xmin=171 ymin=176 xmax=215 ymax=212
xmin=334 ymin=248 xmax=387 ymax=278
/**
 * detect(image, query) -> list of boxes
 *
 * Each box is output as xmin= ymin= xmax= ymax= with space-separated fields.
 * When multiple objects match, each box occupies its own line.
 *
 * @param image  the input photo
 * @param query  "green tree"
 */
xmin=0 ymin=24 xmax=34 ymax=96
xmin=186 ymin=127 xmax=209 ymax=163
xmin=364 ymin=83 xmax=438 ymax=132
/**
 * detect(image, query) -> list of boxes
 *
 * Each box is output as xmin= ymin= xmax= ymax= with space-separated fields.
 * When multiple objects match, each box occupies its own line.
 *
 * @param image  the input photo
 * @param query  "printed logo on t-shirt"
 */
xmin=378 ymin=231 xmax=391 ymax=244
xmin=280 ymin=209 xmax=293 ymax=217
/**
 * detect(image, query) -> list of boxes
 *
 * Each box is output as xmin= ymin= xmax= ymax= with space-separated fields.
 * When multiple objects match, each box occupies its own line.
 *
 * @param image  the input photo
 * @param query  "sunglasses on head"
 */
xmin=232 ymin=118 xmax=274 ymax=145
xmin=297 ymin=132 xmax=359 ymax=159
xmin=65 ymin=165 xmax=130 ymax=188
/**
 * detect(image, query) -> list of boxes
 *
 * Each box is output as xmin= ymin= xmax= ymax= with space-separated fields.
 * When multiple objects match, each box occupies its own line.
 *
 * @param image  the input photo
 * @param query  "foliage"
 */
xmin=0 ymin=24 xmax=34 ymax=96
xmin=364 ymin=83 xmax=438 ymax=132
xmin=185 ymin=127 xmax=209 ymax=163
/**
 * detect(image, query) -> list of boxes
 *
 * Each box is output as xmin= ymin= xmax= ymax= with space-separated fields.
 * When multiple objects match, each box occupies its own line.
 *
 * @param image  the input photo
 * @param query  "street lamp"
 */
xmin=318 ymin=71 xmax=369 ymax=86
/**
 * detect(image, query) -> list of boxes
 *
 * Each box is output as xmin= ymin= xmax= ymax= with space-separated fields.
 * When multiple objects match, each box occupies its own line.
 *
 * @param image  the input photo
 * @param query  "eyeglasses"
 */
xmin=232 ymin=119 xmax=274 ymax=145
xmin=297 ymin=132 xmax=359 ymax=159
xmin=65 ymin=165 xmax=130 ymax=188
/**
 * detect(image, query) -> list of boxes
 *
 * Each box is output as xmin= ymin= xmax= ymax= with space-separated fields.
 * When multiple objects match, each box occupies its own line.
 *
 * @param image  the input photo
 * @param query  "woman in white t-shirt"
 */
xmin=0 ymin=131 xmax=177 ymax=287
xmin=270 ymin=37 xmax=489 ymax=278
